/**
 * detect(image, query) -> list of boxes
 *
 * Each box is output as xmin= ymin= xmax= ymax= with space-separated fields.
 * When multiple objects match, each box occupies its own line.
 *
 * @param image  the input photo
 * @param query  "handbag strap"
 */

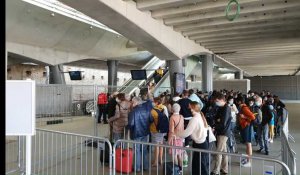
xmin=174 ymin=115 xmax=183 ymax=130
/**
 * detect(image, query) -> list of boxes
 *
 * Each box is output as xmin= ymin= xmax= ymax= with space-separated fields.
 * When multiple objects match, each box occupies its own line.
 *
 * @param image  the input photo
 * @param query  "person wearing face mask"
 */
xmin=255 ymin=96 xmax=269 ymax=155
xmin=176 ymin=101 xmax=209 ymax=175
xmin=227 ymin=96 xmax=239 ymax=153
xmin=108 ymin=93 xmax=132 ymax=143
xmin=211 ymin=93 xmax=232 ymax=175
xmin=268 ymin=102 xmax=275 ymax=143
xmin=248 ymin=98 xmax=256 ymax=144
xmin=236 ymin=97 xmax=256 ymax=168
xmin=273 ymin=95 xmax=285 ymax=137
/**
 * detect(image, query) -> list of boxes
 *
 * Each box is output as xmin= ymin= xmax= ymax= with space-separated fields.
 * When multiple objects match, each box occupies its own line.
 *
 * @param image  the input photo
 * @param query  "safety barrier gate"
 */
xmin=6 ymin=128 xmax=291 ymax=175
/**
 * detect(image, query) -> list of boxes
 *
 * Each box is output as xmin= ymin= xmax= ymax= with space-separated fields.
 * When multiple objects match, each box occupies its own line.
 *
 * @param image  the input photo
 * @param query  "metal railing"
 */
xmin=8 ymin=129 xmax=113 ymax=175
xmin=6 ymin=130 xmax=292 ymax=175
xmin=5 ymin=136 xmax=25 ymax=174
xmin=281 ymin=110 xmax=297 ymax=175
xmin=113 ymin=139 xmax=291 ymax=175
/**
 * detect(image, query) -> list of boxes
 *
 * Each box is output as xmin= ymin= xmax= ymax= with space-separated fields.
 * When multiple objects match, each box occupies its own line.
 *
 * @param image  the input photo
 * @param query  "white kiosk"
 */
xmin=6 ymin=80 xmax=36 ymax=175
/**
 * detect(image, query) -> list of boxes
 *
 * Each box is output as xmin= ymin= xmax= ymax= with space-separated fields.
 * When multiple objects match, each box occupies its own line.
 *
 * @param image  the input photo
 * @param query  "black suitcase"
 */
xmin=163 ymin=162 xmax=181 ymax=175
xmin=99 ymin=141 xmax=111 ymax=163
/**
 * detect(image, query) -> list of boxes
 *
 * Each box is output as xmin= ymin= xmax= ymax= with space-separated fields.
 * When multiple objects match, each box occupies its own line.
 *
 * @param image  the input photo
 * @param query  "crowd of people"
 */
xmin=97 ymin=88 xmax=286 ymax=175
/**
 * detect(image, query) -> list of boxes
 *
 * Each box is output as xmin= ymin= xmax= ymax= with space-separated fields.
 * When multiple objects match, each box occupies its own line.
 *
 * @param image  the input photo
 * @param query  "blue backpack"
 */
xmin=154 ymin=108 xmax=169 ymax=133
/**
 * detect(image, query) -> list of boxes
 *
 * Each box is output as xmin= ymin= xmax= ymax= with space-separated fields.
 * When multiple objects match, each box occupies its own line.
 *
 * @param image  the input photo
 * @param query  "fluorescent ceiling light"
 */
xmin=22 ymin=62 xmax=38 ymax=66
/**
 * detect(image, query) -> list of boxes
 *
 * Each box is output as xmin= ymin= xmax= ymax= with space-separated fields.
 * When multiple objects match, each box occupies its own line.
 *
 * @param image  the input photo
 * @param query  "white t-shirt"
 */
xmin=177 ymin=112 xmax=207 ymax=144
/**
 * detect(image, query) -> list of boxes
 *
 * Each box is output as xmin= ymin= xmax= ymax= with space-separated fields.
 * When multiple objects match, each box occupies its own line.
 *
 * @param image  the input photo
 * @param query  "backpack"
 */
xmin=154 ymin=108 xmax=169 ymax=133
xmin=98 ymin=93 xmax=107 ymax=104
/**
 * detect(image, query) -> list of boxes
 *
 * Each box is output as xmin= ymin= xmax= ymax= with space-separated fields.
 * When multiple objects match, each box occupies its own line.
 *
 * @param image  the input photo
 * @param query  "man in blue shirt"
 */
xmin=127 ymin=97 xmax=153 ymax=172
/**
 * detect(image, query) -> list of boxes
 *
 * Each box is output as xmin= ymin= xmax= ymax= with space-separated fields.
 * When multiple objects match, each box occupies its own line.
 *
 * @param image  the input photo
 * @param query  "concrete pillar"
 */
xmin=190 ymin=75 xmax=196 ymax=82
xmin=49 ymin=64 xmax=66 ymax=84
xmin=202 ymin=54 xmax=213 ymax=92
xmin=107 ymin=60 xmax=119 ymax=93
xmin=166 ymin=60 xmax=184 ymax=95
xmin=235 ymin=70 xmax=244 ymax=79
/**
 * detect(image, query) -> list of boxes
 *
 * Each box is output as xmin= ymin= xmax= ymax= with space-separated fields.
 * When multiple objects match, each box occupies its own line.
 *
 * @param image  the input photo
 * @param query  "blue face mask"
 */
xmin=269 ymin=105 xmax=274 ymax=110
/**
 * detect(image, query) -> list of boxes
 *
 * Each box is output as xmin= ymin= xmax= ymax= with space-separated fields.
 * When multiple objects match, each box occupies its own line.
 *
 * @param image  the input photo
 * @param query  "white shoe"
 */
xmin=241 ymin=158 xmax=247 ymax=164
xmin=242 ymin=161 xmax=251 ymax=167
xmin=270 ymin=139 xmax=273 ymax=143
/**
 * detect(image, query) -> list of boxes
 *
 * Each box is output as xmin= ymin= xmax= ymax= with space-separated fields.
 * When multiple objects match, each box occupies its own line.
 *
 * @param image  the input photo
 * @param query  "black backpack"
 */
xmin=154 ymin=108 xmax=169 ymax=133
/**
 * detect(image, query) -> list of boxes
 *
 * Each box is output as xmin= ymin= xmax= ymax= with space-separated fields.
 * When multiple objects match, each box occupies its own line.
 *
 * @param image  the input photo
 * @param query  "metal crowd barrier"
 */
xmin=6 ymin=132 xmax=291 ymax=175
xmin=5 ymin=136 xmax=26 ymax=174
xmin=6 ymin=129 xmax=113 ymax=175
xmin=281 ymin=111 xmax=297 ymax=175
xmin=113 ymin=139 xmax=291 ymax=175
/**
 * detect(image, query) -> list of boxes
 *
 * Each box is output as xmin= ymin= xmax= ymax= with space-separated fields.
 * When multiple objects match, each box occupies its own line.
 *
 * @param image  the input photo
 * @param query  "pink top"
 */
xmin=168 ymin=113 xmax=184 ymax=142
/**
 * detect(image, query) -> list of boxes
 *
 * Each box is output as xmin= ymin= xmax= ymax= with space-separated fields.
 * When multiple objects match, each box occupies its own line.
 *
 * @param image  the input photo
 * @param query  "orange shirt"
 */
xmin=239 ymin=104 xmax=255 ymax=129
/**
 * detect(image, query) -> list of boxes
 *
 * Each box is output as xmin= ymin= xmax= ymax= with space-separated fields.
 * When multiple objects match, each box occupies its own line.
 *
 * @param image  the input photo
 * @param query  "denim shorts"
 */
xmin=151 ymin=133 xmax=165 ymax=143
xmin=241 ymin=125 xmax=252 ymax=143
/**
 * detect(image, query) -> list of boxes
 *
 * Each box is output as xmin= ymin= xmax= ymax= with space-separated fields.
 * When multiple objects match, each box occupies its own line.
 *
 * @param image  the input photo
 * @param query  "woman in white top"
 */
xmin=176 ymin=101 xmax=209 ymax=175
xmin=227 ymin=96 xmax=239 ymax=131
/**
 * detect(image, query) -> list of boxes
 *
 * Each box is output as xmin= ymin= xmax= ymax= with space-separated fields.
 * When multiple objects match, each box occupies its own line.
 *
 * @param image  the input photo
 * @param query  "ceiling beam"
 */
xmin=190 ymin=27 xmax=300 ymax=40
xmin=136 ymin=0 xmax=205 ymax=11
xmin=174 ymin=11 xmax=300 ymax=32
xmin=182 ymin=18 xmax=300 ymax=35
xmin=188 ymin=25 xmax=300 ymax=39
xmin=208 ymin=43 xmax=300 ymax=51
xmin=204 ymin=39 xmax=300 ymax=48
xmin=195 ymin=31 xmax=300 ymax=43
xmin=202 ymin=37 xmax=300 ymax=46
xmin=152 ymin=0 xmax=260 ymax=19
xmin=213 ymin=47 xmax=300 ymax=53
xmin=164 ymin=0 xmax=300 ymax=26
xmin=216 ymin=50 xmax=300 ymax=55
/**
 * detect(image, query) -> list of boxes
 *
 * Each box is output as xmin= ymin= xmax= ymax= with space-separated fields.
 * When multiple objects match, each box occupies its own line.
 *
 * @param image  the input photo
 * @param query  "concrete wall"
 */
xmin=247 ymin=76 xmax=300 ymax=100
xmin=7 ymin=64 xmax=132 ymax=86
xmin=187 ymin=79 xmax=250 ymax=94
xmin=214 ymin=79 xmax=250 ymax=94
xmin=7 ymin=64 xmax=47 ymax=84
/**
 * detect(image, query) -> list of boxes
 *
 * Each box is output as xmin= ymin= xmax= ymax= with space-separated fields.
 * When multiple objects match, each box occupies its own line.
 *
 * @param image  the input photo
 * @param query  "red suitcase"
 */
xmin=115 ymin=148 xmax=133 ymax=173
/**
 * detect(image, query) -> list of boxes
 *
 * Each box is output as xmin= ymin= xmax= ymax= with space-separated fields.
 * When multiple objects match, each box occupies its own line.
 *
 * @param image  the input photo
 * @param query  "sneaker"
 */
xmin=256 ymin=148 xmax=263 ymax=153
xmin=270 ymin=139 xmax=273 ymax=143
xmin=265 ymin=151 xmax=269 ymax=155
xmin=220 ymin=169 xmax=228 ymax=174
xmin=210 ymin=172 xmax=219 ymax=175
xmin=242 ymin=161 xmax=251 ymax=167
xmin=103 ymin=120 xmax=108 ymax=124
xmin=241 ymin=158 xmax=248 ymax=164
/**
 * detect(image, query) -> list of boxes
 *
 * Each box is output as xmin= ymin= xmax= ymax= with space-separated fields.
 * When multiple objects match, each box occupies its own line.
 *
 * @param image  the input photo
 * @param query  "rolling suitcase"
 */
xmin=115 ymin=147 xmax=133 ymax=173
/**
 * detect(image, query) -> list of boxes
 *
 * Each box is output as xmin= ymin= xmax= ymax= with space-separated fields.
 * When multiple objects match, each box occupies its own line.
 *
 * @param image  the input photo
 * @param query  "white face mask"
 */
xmin=215 ymin=101 xmax=224 ymax=107
xmin=228 ymin=100 xmax=234 ymax=105
xmin=255 ymin=102 xmax=262 ymax=106
xmin=249 ymin=103 xmax=254 ymax=107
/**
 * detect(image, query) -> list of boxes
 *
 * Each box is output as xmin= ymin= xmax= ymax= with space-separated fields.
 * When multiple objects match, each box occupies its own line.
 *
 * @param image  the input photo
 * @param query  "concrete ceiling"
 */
xmin=129 ymin=0 xmax=300 ymax=76
xmin=6 ymin=0 xmax=152 ymax=66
